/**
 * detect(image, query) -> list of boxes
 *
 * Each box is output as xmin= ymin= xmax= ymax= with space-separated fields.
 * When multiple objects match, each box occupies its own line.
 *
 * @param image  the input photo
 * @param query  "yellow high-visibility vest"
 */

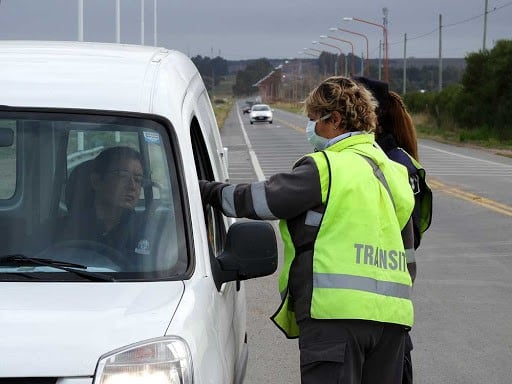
xmin=272 ymin=133 xmax=415 ymax=338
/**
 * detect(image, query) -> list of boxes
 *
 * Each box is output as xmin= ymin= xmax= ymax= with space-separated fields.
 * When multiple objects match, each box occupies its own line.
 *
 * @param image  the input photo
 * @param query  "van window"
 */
xmin=190 ymin=119 xmax=226 ymax=256
xmin=0 ymin=121 xmax=16 ymax=199
xmin=0 ymin=110 xmax=187 ymax=281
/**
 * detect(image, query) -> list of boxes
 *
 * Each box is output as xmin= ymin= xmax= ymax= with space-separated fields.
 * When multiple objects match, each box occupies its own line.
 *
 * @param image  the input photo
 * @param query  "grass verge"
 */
xmin=412 ymin=112 xmax=512 ymax=157
xmin=265 ymin=101 xmax=512 ymax=157
xmin=271 ymin=101 xmax=304 ymax=115
xmin=211 ymin=94 xmax=512 ymax=158
xmin=212 ymin=96 xmax=235 ymax=130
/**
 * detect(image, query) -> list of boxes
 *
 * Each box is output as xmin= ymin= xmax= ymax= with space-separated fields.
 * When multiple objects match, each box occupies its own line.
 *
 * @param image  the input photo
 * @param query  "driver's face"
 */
xmin=95 ymin=158 xmax=143 ymax=211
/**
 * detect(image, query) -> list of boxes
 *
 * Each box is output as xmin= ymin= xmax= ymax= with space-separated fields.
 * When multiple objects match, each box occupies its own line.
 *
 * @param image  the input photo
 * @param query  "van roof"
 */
xmin=0 ymin=41 xmax=195 ymax=113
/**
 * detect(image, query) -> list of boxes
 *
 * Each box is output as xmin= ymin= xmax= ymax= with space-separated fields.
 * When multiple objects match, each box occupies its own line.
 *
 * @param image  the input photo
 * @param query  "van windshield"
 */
xmin=0 ymin=110 xmax=188 ymax=281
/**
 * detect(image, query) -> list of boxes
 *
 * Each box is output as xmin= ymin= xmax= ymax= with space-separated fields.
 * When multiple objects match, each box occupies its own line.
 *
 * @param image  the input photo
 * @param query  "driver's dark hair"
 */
xmin=93 ymin=146 xmax=144 ymax=178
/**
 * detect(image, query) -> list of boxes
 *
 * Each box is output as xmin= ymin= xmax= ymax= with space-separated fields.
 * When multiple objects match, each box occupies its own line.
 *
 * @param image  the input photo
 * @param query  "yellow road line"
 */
xmin=275 ymin=119 xmax=512 ymax=218
xmin=429 ymin=178 xmax=512 ymax=217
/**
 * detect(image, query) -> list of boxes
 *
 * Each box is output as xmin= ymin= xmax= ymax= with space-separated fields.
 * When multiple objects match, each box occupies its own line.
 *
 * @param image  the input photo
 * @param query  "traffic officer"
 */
xmin=354 ymin=76 xmax=433 ymax=384
xmin=200 ymin=76 xmax=415 ymax=384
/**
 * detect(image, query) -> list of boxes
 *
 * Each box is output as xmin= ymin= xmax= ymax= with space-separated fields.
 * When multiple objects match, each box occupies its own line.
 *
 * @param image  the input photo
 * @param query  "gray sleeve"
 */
xmin=211 ymin=157 xmax=322 ymax=220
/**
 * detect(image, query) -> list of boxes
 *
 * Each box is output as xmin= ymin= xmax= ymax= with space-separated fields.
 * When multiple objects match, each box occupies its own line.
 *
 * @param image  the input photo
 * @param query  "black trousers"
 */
xmin=298 ymin=319 xmax=406 ymax=384
xmin=402 ymin=332 xmax=413 ymax=384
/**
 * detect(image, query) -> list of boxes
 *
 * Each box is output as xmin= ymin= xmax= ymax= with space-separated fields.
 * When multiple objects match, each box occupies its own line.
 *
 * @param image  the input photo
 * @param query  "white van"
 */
xmin=0 ymin=41 xmax=277 ymax=384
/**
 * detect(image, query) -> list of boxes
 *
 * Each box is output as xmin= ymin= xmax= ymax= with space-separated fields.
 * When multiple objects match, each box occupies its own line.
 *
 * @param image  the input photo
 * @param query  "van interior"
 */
xmin=0 ymin=109 xmax=189 ymax=281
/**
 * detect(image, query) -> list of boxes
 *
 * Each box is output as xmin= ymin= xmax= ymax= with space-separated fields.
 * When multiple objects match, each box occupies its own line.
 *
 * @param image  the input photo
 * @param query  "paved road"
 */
xmin=220 ymin=102 xmax=512 ymax=384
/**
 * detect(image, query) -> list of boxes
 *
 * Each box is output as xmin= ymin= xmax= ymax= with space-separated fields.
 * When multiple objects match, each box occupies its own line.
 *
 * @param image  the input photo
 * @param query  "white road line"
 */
xmin=236 ymin=105 xmax=266 ymax=181
xmin=420 ymin=143 xmax=512 ymax=167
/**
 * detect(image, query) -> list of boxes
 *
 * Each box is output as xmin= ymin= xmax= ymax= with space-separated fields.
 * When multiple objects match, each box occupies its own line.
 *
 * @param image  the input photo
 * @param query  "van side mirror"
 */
xmin=211 ymin=221 xmax=278 ymax=290
xmin=0 ymin=128 xmax=14 ymax=147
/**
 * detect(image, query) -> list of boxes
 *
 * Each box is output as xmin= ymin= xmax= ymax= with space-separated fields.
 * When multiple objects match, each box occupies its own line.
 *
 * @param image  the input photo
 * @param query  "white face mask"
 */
xmin=306 ymin=113 xmax=331 ymax=151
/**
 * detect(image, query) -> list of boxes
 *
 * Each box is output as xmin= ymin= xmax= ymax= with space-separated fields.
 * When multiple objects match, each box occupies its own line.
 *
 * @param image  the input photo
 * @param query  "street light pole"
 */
xmin=300 ymin=50 xmax=320 ymax=58
xmin=343 ymin=16 xmax=389 ymax=81
xmin=313 ymin=41 xmax=342 ymax=76
xmin=141 ymin=0 xmax=145 ymax=45
xmin=331 ymin=27 xmax=369 ymax=76
xmin=438 ymin=14 xmax=443 ymax=92
xmin=299 ymin=51 xmax=321 ymax=89
xmin=306 ymin=46 xmax=332 ymax=77
xmin=115 ymin=0 xmax=121 ymax=43
xmin=483 ymin=0 xmax=489 ymax=50
xmin=320 ymin=35 xmax=354 ymax=76
xmin=153 ymin=0 xmax=158 ymax=46
xmin=378 ymin=40 xmax=382 ymax=80
xmin=403 ymin=33 xmax=407 ymax=94
xmin=78 ymin=0 xmax=84 ymax=42
xmin=304 ymin=47 xmax=323 ymax=55
xmin=76 ymin=0 xmax=85 ymax=150
xmin=383 ymin=7 xmax=389 ymax=81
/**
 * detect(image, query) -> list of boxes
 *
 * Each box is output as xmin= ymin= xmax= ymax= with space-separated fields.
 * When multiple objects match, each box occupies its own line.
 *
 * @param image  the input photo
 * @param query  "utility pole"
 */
xmin=378 ymin=40 xmax=382 ymax=80
xmin=438 ymin=14 xmax=443 ymax=92
xmin=78 ymin=0 xmax=84 ymax=42
xmin=77 ymin=0 xmax=84 ymax=151
xmin=483 ymin=0 xmax=489 ymax=50
xmin=115 ymin=0 xmax=120 ymax=43
xmin=153 ymin=0 xmax=158 ymax=46
xmin=141 ymin=0 xmax=145 ymax=45
xmin=382 ymin=7 xmax=389 ymax=82
xmin=403 ymin=33 xmax=407 ymax=95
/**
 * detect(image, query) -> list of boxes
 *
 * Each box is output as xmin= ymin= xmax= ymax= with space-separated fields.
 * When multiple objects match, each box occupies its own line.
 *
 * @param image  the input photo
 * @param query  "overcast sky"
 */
xmin=0 ymin=0 xmax=510 ymax=60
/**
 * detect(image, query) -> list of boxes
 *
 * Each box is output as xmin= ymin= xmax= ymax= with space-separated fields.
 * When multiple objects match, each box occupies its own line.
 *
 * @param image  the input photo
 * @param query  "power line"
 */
xmin=444 ymin=13 xmax=485 ymax=29
xmin=388 ymin=29 xmax=437 ymax=47
xmin=490 ymin=0 xmax=512 ymax=11
xmin=389 ymin=1 xmax=512 ymax=46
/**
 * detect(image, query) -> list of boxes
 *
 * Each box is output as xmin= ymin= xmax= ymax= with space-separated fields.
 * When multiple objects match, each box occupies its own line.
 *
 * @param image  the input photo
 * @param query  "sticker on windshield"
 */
xmin=143 ymin=131 xmax=161 ymax=144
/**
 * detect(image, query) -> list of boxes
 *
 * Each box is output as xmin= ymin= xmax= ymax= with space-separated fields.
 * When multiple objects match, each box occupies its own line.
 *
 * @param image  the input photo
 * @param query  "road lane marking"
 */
xmin=429 ymin=178 xmax=512 ymax=217
xmin=275 ymin=118 xmax=305 ymax=134
xmin=236 ymin=105 xmax=266 ymax=181
xmin=421 ymin=143 xmax=512 ymax=167
xmin=269 ymin=114 xmax=512 ymax=218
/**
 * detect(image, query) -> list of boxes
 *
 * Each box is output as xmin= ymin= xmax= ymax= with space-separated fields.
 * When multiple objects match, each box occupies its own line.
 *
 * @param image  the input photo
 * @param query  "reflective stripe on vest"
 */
xmin=313 ymin=272 xmax=411 ymax=299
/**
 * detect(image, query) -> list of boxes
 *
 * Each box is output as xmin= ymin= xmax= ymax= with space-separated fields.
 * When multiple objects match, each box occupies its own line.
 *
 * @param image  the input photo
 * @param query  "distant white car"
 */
xmin=249 ymin=104 xmax=273 ymax=124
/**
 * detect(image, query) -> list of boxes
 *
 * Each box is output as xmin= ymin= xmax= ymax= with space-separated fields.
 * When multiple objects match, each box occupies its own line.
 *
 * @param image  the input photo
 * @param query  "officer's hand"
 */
xmin=199 ymin=180 xmax=209 ymax=203
xmin=198 ymin=180 xmax=227 ymax=207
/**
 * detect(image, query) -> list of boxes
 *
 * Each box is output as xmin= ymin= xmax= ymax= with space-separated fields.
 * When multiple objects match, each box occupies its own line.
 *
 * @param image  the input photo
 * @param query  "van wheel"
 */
xmin=250 ymin=121 xmax=253 ymax=125
xmin=269 ymin=121 xmax=273 ymax=124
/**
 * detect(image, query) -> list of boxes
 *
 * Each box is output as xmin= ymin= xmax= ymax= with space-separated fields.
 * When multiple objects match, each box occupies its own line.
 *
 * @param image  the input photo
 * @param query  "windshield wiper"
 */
xmin=0 ymin=254 xmax=116 ymax=282
xmin=1 ymin=254 xmax=88 ymax=268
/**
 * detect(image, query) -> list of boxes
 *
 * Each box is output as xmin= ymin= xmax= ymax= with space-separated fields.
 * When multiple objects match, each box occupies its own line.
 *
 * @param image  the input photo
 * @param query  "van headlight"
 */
xmin=94 ymin=337 xmax=193 ymax=384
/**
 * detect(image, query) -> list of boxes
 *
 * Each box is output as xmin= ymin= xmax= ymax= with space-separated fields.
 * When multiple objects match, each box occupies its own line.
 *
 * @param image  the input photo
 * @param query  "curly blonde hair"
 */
xmin=304 ymin=76 xmax=378 ymax=132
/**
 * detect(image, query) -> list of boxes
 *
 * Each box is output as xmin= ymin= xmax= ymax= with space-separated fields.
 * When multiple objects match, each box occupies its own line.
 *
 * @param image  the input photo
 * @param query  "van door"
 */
xmin=189 ymin=113 xmax=243 ymax=381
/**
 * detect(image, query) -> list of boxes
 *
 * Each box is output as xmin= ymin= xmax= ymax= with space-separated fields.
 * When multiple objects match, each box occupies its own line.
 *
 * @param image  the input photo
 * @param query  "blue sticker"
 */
xmin=143 ymin=131 xmax=161 ymax=144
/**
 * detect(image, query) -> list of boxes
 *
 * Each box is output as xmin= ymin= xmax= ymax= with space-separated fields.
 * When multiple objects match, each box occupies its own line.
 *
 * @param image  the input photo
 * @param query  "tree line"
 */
xmin=192 ymin=39 xmax=512 ymax=139
xmin=191 ymin=55 xmax=274 ymax=96
xmin=190 ymin=55 xmax=229 ymax=91
xmin=404 ymin=39 xmax=512 ymax=139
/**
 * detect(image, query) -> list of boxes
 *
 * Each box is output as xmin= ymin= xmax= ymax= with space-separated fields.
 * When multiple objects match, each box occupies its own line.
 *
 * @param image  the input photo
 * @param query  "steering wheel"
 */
xmin=36 ymin=240 xmax=125 ymax=269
